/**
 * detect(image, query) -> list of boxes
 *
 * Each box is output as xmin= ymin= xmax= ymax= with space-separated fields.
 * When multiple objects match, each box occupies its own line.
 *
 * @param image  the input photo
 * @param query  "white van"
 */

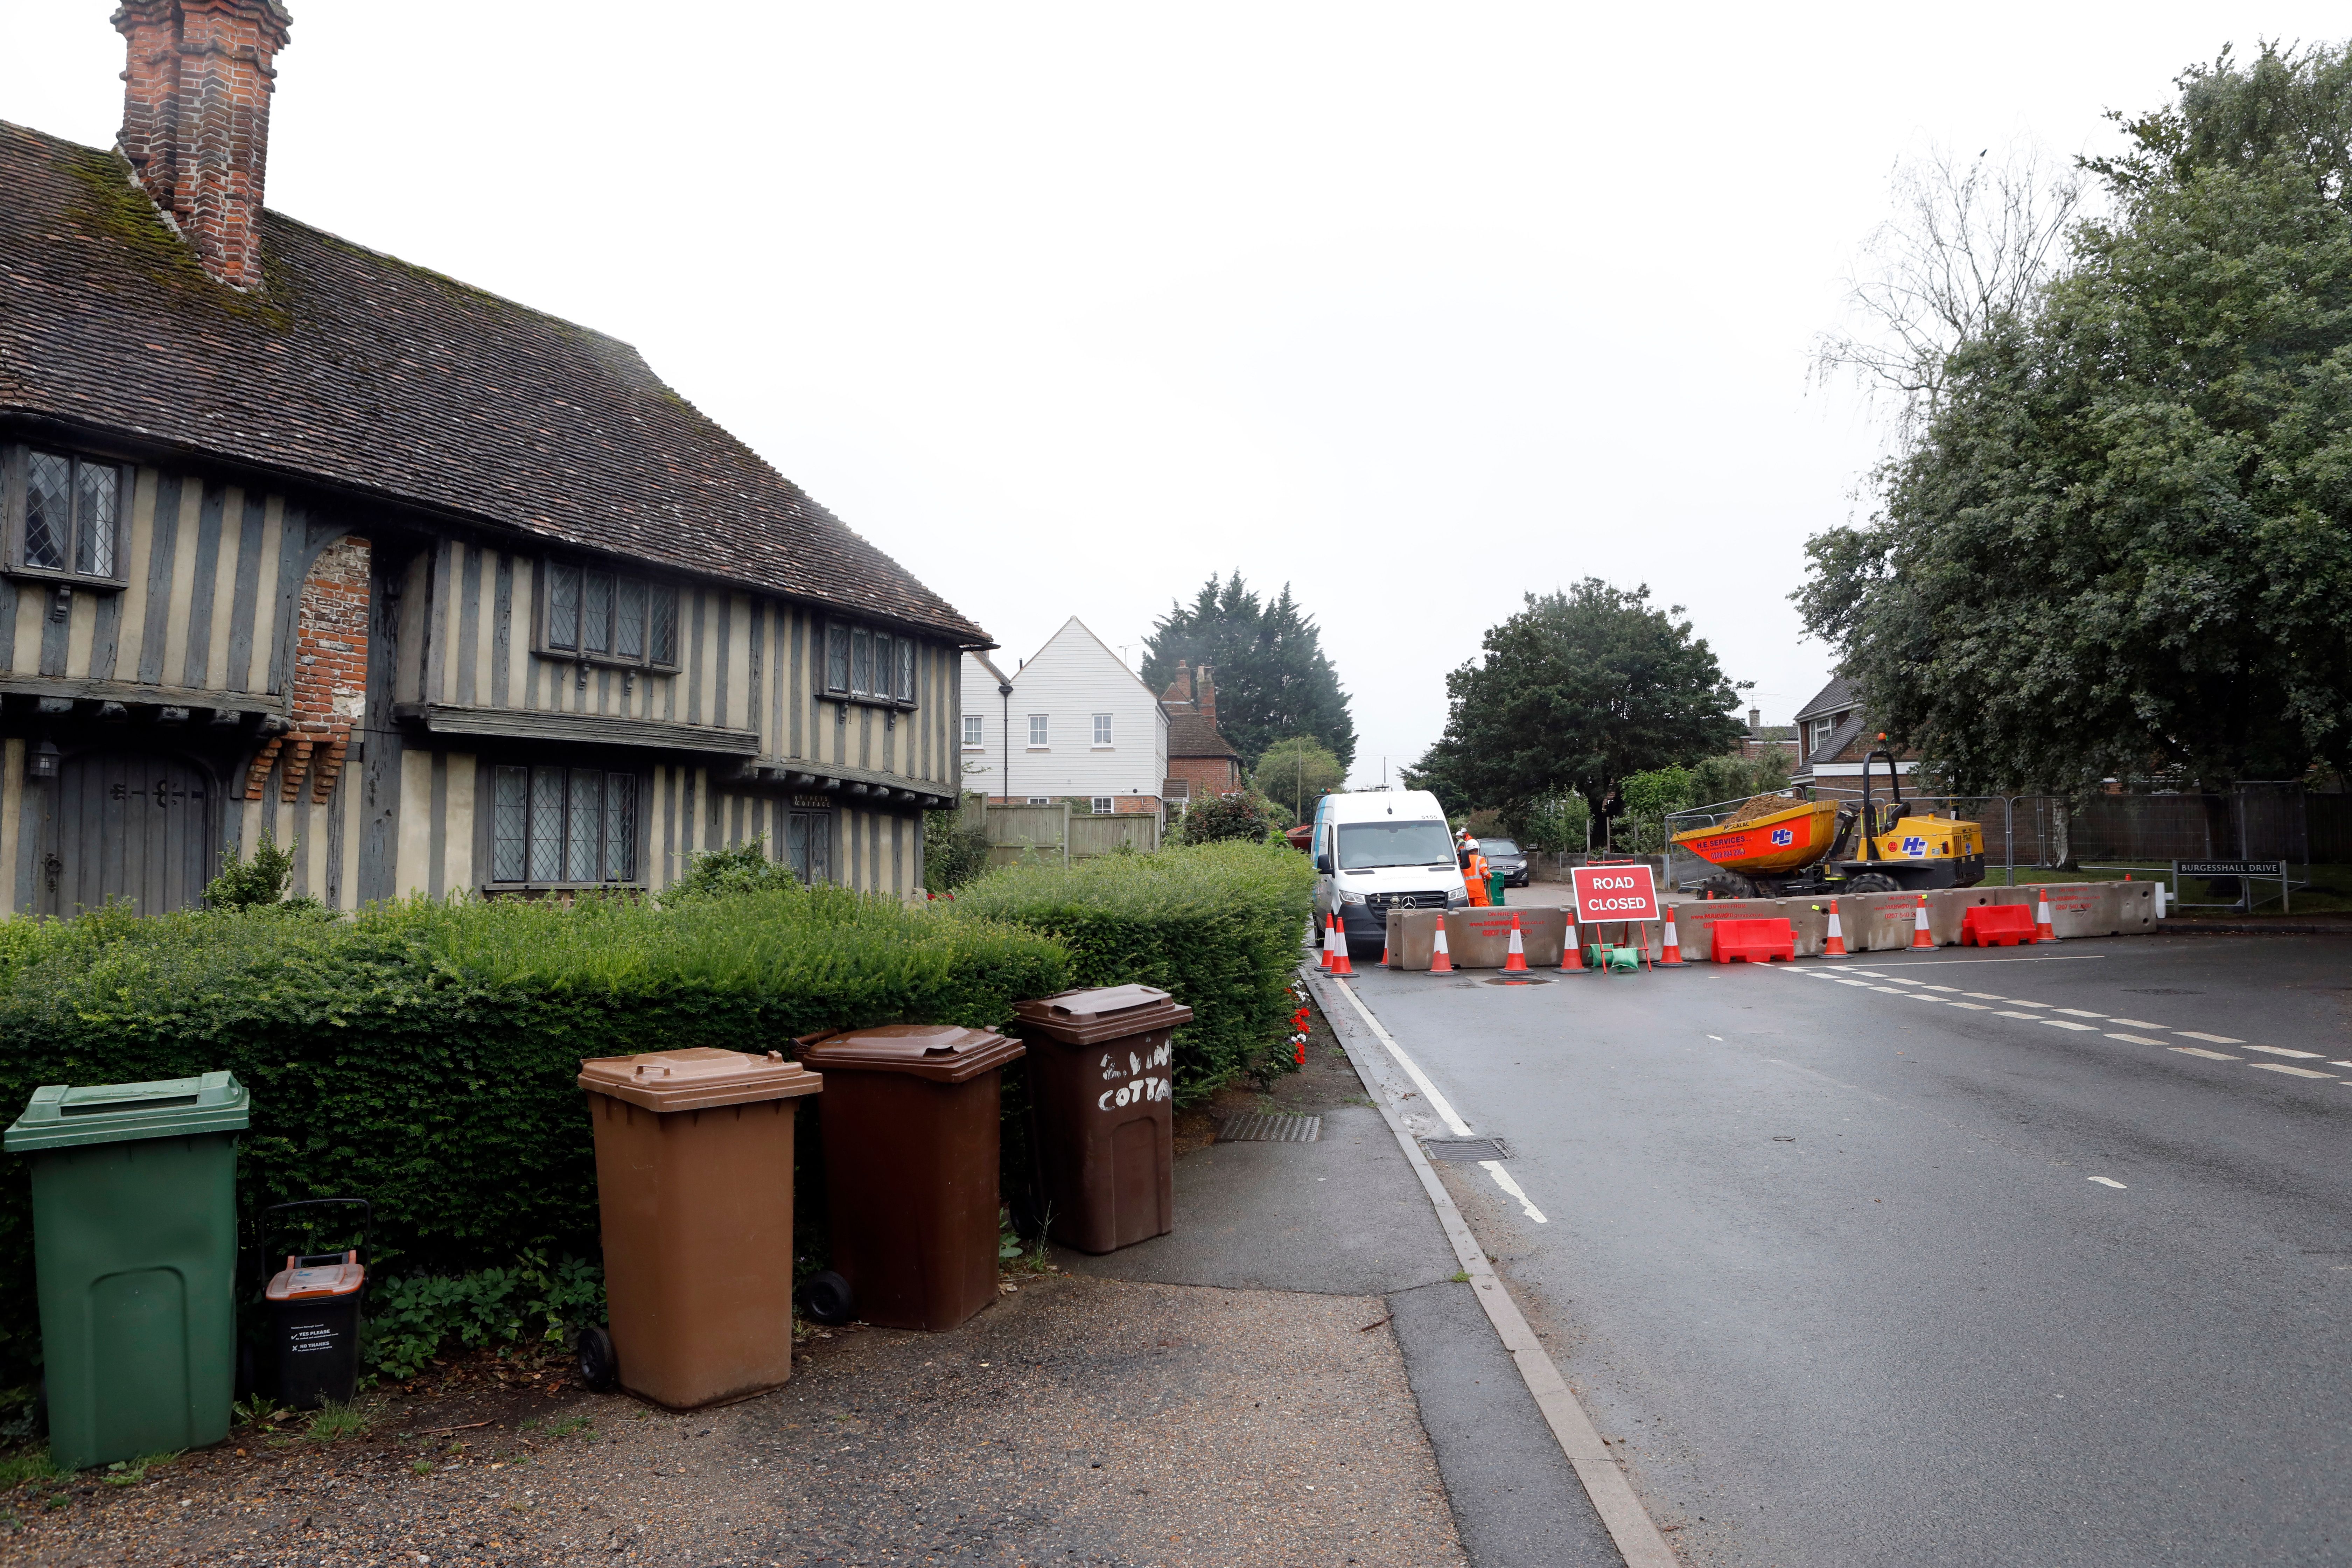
xmin=1311 ymin=789 xmax=1469 ymax=955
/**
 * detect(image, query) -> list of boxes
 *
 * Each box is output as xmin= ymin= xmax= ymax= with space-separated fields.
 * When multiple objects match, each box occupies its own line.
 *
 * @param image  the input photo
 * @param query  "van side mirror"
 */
xmin=1315 ymin=854 xmax=1334 ymax=874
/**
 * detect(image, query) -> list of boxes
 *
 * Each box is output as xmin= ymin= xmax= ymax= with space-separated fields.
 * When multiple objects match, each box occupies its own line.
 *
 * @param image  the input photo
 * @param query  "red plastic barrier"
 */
xmin=1710 ymin=918 xmax=1795 ymax=964
xmin=1961 ymin=904 xmax=2037 ymax=948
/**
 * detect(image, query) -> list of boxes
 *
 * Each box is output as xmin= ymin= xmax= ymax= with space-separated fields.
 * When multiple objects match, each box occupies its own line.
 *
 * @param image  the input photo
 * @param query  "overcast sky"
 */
xmin=5 ymin=3 xmax=2340 ymax=785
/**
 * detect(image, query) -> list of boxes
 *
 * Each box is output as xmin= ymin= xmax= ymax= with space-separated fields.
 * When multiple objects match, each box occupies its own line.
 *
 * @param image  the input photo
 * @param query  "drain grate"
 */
xmin=1218 ymin=1113 xmax=1322 ymax=1143
xmin=1423 ymin=1137 xmax=1509 ymax=1162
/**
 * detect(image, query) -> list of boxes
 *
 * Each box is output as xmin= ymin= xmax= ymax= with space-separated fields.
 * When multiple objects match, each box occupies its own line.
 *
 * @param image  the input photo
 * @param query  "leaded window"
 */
xmin=540 ymin=562 xmax=679 ymax=670
xmin=13 ymin=448 xmax=125 ymax=584
xmin=819 ymin=620 xmax=922 ymax=707
xmin=785 ymin=810 xmax=832 ymax=884
xmin=491 ymin=765 xmax=638 ymax=884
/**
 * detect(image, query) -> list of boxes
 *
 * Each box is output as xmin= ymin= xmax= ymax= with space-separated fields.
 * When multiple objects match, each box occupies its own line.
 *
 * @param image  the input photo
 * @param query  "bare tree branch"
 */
xmin=1813 ymin=140 xmax=2085 ymax=446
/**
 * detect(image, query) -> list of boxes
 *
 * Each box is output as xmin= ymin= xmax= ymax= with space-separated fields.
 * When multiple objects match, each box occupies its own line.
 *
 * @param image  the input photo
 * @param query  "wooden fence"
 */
xmin=959 ymin=800 xmax=1162 ymax=868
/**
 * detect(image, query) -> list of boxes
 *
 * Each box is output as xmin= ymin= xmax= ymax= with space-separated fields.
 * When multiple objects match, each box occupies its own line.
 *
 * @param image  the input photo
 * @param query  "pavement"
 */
xmin=1329 ymin=931 xmax=2352 ymax=1566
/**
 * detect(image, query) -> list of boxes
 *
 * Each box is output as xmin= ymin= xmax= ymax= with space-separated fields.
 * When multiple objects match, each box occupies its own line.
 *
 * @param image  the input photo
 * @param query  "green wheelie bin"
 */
xmin=4 ymin=1072 xmax=249 ymax=1471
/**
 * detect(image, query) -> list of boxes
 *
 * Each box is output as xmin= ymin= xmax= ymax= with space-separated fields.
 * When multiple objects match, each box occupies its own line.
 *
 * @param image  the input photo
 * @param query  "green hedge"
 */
xmin=951 ymin=840 xmax=1316 ymax=1104
xmin=0 ymin=890 xmax=1070 ymax=1377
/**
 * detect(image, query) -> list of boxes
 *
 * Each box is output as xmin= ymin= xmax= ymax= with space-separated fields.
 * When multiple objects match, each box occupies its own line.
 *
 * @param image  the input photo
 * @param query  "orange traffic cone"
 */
xmin=1380 ymin=920 xmax=1393 ymax=968
xmin=1318 ymin=912 xmax=1334 ymax=970
xmin=1660 ymin=909 xmax=1684 ymax=965
xmin=2033 ymin=890 xmax=2056 ymax=941
xmin=1503 ymin=913 xmax=1528 ymax=973
xmin=1328 ymin=918 xmax=1355 ymax=977
xmin=1823 ymin=899 xmax=1848 ymax=958
xmin=1562 ymin=918 xmax=1583 ymax=971
xmin=1911 ymin=893 xmax=1934 ymax=949
xmin=1430 ymin=918 xmax=1454 ymax=974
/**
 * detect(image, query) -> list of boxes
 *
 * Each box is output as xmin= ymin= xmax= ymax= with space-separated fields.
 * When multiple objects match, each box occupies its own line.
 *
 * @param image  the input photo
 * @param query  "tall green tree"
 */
xmin=1799 ymin=42 xmax=2352 ymax=791
xmin=1252 ymin=736 xmax=1347 ymax=822
xmin=1405 ymin=580 xmax=1746 ymax=823
xmin=1141 ymin=575 xmax=1357 ymax=772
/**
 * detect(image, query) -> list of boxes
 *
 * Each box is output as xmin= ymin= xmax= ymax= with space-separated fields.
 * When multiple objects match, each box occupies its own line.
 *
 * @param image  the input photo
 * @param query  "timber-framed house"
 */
xmin=0 ymin=1 xmax=984 ymax=913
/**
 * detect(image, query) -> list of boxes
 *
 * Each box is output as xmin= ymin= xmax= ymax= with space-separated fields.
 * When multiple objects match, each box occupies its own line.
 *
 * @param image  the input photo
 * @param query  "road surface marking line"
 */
xmin=2039 ymin=1019 xmax=2100 ymax=1031
xmin=2003 ymin=1000 xmax=2050 ymax=1008
xmin=2332 ymin=1061 xmax=2352 ymax=1069
xmin=1921 ymin=984 xmax=1962 ymax=993
xmin=1303 ymin=967 xmax=1679 ymax=1568
xmin=1482 ymin=1160 xmax=1549 ymax=1223
xmin=1962 ymin=992 xmax=2008 ymax=1000
xmin=2171 ymin=1046 xmax=2241 ymax=1061
xmin=2246 ymin=1045 xmax=2324 ymax=1059
xmin=1848 ymin=954 xmax=2104 ymax=965
xmin=1870 ymin=986 xmax=1907 ymax=994
xmin=1882 ymin=977 xmax=1924 ymax=986
xmin=1328 ymin=977 xmax=1473 ymax=1136
xmin=2054 ymin=1008 xmax=2107 ymax=1018
xmin=1949 ymin=1002 xmax=1993 ymax=1010
xmin=2177 ymin=1031 xmax=2245 ymax=1045
xmin=1906 ymin=994 xmax=1951 ymax=1003
xmin=2088 ymin=1176 xmax=2128 ymax=1189
xmin=2108 ymin=1017 xmax=2166 ymax=1029
xmin=1995 ymin=1011 xmax=2045 ymax=1020
xmin=2249 ymin=1063 xmax=2336 ymax=1079
xmin=2106 ymin=1033 xmax=2169 ymax=1046
xmin=1706 ymin=1034 xmax=1724 ymax=1041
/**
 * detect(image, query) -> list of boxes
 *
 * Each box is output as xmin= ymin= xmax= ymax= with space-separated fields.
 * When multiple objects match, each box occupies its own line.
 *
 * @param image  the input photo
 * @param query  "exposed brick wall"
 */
xmin=1166 ymin=755 xmax=1242 ymax=798
xmin=246 ymin=534 xmax=367 ymax=803
xmin=114 ymin=0 xmax=292 ymax=291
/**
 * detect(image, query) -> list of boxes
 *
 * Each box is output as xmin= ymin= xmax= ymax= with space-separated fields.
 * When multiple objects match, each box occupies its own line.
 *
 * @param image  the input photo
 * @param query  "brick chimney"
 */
xmin=1749 ymin=707 xmax=1761 ymax=732
xmin=114 ymin=0 xmax=293 ymax=291
xmin=1160 ymin=660 xmax=1194 ymax=710
xmin=1196 ymin=666 xmax=1217 ymax=724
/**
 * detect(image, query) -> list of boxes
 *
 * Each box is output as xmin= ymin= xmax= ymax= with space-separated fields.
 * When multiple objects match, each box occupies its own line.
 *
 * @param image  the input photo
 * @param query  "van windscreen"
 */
xmin=1337 ymin=820 xmax=1456 ymax=870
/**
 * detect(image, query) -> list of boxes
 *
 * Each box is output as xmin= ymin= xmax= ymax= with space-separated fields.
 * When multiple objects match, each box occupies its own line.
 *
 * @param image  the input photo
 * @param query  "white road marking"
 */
xmin=2246 ymin=1045 xmax=2324 ymax=1059
xmin=1962 ymin=992 xmax=2008 ymax=1000
xmin=2109 ymin=1017 xmax=2166 ymax=1029
xmin=2039 ymin=1019 xmax=2099 ymax=1031
xmin=1853 ymin=954 xmax=2105 ymax=965
xmin=1907 ymin=993 xmax=1951 ymax=1003
xmin=1482 ymin=1160 xmax=1550 ymax=1223
xmin=2178 ymin=1031 xmax=2245 ymax=1045
xmin=1328 ymin=978 xmax=1474 ymax=1136
xmin=2087 ymin=1176 xmax=2128 ymax=1189
xmin=2054 ymin=1008 xmax=2106 ymax=1018
xmin=2172 ymin=1046 xmax=2241 ymax=1061
xmin=2003 ymin=1000 xmax=2050 ymax=1009
xmin=2107 ymin=1033 xmax=2170 ymax=1046
xmin=1870 ymin=986 xmax=1907 ymax=994
xmin=1921 ymin=984 xmax=1962 ymax=993
xmin=1707 ymin=1034 xmax=1723 ymax=1041
xmin=1949 ymin=1002 xmax=1993 ymax=1010
xmin=1995 ymin=1011 xmax=2045 ymax=1020
xmin=1883 ymin=977 xmax=1924 ymax=986
xmin=2333 ymin=1061 xmax=2352 ymax=1069
xmin=2249 ymin=1063 xmax=2336 ymax=1080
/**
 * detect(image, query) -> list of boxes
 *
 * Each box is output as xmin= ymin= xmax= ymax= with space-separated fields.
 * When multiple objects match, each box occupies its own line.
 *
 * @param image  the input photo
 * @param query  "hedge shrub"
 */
xmin=0 ymin=889 xmax=1070 ymax=1378
xmin=951 ymin=840 xmax=1316 ymax=1104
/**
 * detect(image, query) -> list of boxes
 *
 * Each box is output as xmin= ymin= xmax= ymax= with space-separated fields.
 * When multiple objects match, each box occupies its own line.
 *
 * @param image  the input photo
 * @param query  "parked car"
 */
xmin=1481 ymin=838 xmax=1530 ymax=888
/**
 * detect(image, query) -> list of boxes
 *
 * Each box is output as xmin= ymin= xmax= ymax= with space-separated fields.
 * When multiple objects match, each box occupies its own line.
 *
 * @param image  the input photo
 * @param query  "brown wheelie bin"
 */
xmin=1011 ymin=985 xmax=1194 ymax=1254
xmin=577 ymin=1047 xmax=821 ymax=1409
xmin=795 ymin=1025 xmax=1027 ymax=1332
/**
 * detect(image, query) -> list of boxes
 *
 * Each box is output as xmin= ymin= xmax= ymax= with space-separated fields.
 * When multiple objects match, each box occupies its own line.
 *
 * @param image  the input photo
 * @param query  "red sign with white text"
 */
xmin=1571 ymin=862 xmax=1660 ymax=924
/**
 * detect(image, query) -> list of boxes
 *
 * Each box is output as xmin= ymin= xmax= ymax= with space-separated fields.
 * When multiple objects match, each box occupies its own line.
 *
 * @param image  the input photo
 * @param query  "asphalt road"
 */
xmin=1342 ymin=933 xmax=2352 ymax=1567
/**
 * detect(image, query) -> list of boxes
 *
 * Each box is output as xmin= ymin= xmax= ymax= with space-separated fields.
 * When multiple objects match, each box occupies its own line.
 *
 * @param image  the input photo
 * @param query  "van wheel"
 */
xmin=1843 ymin=873 xmax=1900 ymax=895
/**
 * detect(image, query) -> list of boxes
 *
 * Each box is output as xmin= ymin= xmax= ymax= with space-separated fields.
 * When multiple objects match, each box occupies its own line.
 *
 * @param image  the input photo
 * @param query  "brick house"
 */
xmin=1790 ymin=677 xmax=1918 ymax=800
xmin=0 ymin=1 xmax=984 ymax=913
xmin=1739 ymin=707 xmax=1800 ymax=764
xmin=1157 ymin=663 xmax=1243 ymax=811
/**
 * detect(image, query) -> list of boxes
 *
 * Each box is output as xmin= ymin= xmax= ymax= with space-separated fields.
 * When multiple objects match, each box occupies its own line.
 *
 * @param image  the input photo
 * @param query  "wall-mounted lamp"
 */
xmin=26 ymin=738 xmax=59 ymax=782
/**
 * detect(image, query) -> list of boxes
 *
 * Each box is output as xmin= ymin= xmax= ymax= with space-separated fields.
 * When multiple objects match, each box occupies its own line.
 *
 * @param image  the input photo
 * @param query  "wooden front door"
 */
xmin=49 ymin=751 xmax=219 ymax=916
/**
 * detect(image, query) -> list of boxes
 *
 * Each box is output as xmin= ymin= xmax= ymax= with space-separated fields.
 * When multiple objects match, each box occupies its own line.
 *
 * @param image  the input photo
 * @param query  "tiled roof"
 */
xmin=0 ymin=122 xmax=988 ymax=646
xmin=1792 ymin=676 xmax=1855 ymax=724
xmin=1165 ymin=713 xmax=1238 ymax=760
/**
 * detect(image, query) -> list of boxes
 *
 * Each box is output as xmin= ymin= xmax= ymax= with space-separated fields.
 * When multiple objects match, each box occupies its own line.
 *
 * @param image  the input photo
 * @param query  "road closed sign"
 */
xmin=1572 ymin=862 xmax=1660 ymax=923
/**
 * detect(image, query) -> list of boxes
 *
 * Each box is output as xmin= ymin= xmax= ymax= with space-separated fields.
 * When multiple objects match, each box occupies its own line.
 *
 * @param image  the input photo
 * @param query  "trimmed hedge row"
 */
xmin=0 ymin=890 xmax=1070 ymax=1377
xmin=951 ymin=840 xmax=1317 ymax=1104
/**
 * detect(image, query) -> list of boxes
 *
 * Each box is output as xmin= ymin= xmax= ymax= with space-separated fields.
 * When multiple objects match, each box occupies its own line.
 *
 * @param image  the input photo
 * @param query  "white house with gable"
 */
xmin=958 ymin=618 xmax=1169 ymax=814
